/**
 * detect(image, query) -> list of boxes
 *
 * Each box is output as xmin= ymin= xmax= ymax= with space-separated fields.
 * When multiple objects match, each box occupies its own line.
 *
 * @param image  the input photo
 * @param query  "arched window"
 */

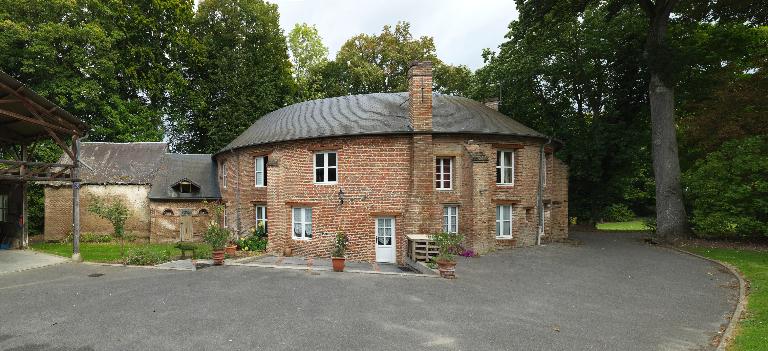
xmin=162 ymin=209 xmax=174 ymax=216
xmin=198 ymin=208 xmax=209 ymax=216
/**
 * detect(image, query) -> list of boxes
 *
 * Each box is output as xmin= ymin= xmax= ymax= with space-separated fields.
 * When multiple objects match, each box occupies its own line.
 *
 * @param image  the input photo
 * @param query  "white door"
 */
xmin=375 ymin=217 xmax=396 ymax=263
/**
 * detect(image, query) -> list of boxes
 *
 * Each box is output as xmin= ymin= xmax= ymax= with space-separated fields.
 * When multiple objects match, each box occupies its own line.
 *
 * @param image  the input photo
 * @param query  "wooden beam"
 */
xmin=0 ymin=174 xmax=79 ymax=182
xmin=0 ymin=108 xmax=76 ymax=135
xmin=0 ymin=99 xmax=21 ymax=105
xmin=0 ymin=159 xmax=75 ymax=168
xmin=0 ymin=81 xmax=81 ymax=133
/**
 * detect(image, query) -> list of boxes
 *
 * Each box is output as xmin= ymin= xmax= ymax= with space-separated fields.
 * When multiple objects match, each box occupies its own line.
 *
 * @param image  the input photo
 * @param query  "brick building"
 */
xmin=44 ymin=143 xmax=219 ymax=243
xmin=214 ymin=61 xmax=568 ymax=264
xmin=43 ymin=61 xmax=567 ymax=263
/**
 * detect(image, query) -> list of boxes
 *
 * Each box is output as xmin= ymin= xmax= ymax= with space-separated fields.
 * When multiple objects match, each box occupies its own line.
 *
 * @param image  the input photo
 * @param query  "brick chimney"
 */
xmin=408 ymin=61 xmax=433 ymax=131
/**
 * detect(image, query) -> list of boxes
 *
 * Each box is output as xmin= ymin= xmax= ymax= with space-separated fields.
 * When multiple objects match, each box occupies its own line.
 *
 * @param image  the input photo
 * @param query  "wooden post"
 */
xmin=71 ymin=137 xmax=82 ymax=262
xmin=21 ymin=144 xmax=28 ymax=248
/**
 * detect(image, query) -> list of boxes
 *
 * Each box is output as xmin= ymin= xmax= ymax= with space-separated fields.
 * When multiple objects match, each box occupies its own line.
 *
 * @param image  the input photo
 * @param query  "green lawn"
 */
xmin=596 ymin=220 xmax=649 ymax=231
xmin=687 ymin=247 xmax=768 ymax=351
xmin=30 ymin=242 xmax=183 ymax=263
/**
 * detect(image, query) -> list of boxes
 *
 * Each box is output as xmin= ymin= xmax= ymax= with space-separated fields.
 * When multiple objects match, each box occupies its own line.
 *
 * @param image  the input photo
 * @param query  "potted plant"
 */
xmin=331 ymin=232 xmax=348 ymax=272
xmin=203 ymin=224 xmax=230 ymax=266
xmin=430 ymin=231 xmax=464 ymax=279
xmin=225 ymin=239 xmax=237 ymax=256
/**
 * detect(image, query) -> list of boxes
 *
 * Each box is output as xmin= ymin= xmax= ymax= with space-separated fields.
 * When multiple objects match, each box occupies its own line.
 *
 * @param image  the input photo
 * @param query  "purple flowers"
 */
xmin=458 ymin=249 xmax=477 ymax=257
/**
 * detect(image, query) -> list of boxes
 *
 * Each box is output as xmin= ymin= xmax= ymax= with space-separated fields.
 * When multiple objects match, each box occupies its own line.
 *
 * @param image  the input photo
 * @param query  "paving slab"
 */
xmin=154 ymin=259 xmax=196 ymax=271
xmin=0 ymin=249 xmax=68 ymax=274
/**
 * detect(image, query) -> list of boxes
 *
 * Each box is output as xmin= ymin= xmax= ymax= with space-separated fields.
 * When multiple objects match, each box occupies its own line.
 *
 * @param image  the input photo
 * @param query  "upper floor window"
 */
xmin=172 ymin=179 xmax=200 ymax=194
xmin=496 ymin=150 xmax=515 ymax=185
xmin=221 ymin=161 xmax=227 ymax=188
xmin=292 ymin=207 xmax=312 ymax=239
xmin=435 ymin=157 xmax=453 ymax=190
xmin=255 ymin=156 xmax=267 ymax=187
xmin=496 ymin=205 xmax=513 ymax=238
xmin=443 ymin=206 xmax=458 ymax=233
xmin=314 ymin=151 xmax=337 ymax=184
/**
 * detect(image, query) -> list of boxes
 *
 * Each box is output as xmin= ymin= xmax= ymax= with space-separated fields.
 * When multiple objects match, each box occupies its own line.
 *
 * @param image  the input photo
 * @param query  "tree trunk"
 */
xmin=649 ymin=74 xmax=688 ymax=241
xmin=646 ymin=1 xmax=688 ymax=241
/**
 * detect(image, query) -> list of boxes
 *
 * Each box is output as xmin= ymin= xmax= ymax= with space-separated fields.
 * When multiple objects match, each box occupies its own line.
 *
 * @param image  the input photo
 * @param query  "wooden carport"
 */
xmin=0 ymin=71 xmax=89 ymax=259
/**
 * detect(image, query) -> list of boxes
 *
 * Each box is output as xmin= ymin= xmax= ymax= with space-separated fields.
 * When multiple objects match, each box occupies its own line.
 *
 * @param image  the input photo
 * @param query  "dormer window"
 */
xmin=172 ymin=179 xmax=200 ymax=194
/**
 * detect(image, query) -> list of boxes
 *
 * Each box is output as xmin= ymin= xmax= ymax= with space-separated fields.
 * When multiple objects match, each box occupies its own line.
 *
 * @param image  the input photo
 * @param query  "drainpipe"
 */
xmin=537 ymin=137 xmax=553 ymax=246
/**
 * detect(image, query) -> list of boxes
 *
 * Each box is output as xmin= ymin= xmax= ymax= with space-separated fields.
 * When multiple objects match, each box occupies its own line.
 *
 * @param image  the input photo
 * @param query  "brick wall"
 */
xmin=44 ymin=185 xmax=151 ymax=241
xmin=149 ymin=201 xmax=215 ymax=243
xmin=216 ymin=133 xmax=568 ymax=263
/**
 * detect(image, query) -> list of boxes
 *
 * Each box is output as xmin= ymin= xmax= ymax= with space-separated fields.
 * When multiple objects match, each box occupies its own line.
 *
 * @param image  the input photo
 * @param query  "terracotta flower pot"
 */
xmin=436 ymin=259 xmax=457 ymax=279
xmin=331 ymin=257 xmax=346 ymax=272
xmin=212 ymin=249 xmax=225 ymax=266
xmin=225 ymin=244 xmax=237 ymax=256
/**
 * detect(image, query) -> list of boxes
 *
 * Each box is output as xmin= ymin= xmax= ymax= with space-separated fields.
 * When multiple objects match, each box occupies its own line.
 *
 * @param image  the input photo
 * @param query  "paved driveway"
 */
xmin=0 ymin=250 xmax=67 ymax=274
xmin=0 ymin=232 xmax=735 ymax=350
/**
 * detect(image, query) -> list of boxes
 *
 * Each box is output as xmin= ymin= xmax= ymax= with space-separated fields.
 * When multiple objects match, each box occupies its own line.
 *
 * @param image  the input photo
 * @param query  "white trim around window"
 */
xmin=255 ymin=205 xmax=267 ymax=233
xmin=314 ymin=151 xmax=338 ymax=184
xmin=496 ymin=205 xmax=513 ymax=238
xmin=435 ymin=157 xmax=453 ymax=190
xmin=221 ymin=160 xmax=227 ymax=188
xmin=255 ymin=156 xmax=266 ymax=187
xmin=292 ymin=207 xmax=312 ymax=240
xmin=443 ymin=205 xmax=458 ymax=233
xmin=496 ymin=150 xmax=515 ymax=185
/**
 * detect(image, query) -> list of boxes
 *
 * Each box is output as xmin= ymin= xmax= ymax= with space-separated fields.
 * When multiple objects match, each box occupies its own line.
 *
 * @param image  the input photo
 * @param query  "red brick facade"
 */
xmin=215 ymin=133 xmax=568 ymax=263
xmin=213 ymin=61 xmax=568 ymax=264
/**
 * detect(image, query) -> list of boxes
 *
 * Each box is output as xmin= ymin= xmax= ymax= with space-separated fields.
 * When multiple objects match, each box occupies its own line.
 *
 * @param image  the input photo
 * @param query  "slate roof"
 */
xmin=57 ymin=142 xmax=168 ymax=184
xmin=218 ymin=93 xmax=549 ymax=154
xmin=148 ymin=154 xmax=220 ymax=200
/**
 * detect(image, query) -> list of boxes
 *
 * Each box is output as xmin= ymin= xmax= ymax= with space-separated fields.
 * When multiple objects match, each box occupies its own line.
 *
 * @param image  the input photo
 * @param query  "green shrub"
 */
xmin=193 ymin=244 xmax=212 ymax=259
xmin=601 ymin=204 xmax=635 ymax=222
xmin=124 ymin=247 xmax=171 ymax=265
xmin=643 ymin=217 xmax=657 ymax=234
xmin=236 ymin=235 xmax=267 ymax=252
xmin=62 ymin=232 xmax=113 ymax=243
xmin=684 ymin=136 xmax=768 ymax=239
xmin=331 ymin=232 xmax=348 ymax=258
xmin=430 ymin=231 xmax=464 ymax=262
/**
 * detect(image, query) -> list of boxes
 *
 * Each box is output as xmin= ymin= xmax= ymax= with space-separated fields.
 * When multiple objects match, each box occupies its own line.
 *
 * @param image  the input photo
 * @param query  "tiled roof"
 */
xmin=148 ymin=154 xmax=220 ymax=200
xmin=57 ymin=142 xmax=167 ymax=184
xmin=218 ymin=93 xmax=548 ymax=153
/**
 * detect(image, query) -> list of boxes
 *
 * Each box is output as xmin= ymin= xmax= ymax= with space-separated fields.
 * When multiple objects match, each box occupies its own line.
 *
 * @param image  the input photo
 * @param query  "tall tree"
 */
xmin=474 ymin=3 xmax=654 ymax=223
xmin=170 ymin=0 xmax=295 ymax=153
xmin=287 ymin=23 xmax=328 ymax=101
xmin=311 ymin=22 xmax=474 ymax=98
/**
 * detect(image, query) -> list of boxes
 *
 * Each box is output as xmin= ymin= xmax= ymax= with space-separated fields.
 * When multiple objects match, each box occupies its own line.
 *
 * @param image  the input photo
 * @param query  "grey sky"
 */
xmin=196 ymin=0 xmax=519 ymax=70
xmin=272 ymin=0 xmax=518 ymax=70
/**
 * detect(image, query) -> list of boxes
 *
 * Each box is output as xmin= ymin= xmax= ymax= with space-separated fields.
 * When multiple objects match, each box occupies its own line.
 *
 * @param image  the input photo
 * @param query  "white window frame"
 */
xmin=255 ymin=156 xmax=266 ymax=187
xmin=0 ymin=194 xmax=7 ymax=222
xmin=292 ymin=207 xmax=313 ymax=240
xmin=221 ymin=161 xmax=227 ymax=189
xmin=443 ymin=206 xmax=458 ymax=233
xmin=435 ymin=157 xmax=453 ymax=190
xmin=314 ymin=151 xmax=338 ymax=184
xmin=255 ymin=205 xmax=267 ymax=232
xmin=496 ymin=150 xmax=515 ymax=185
xmin=496 ymin=205 xmax=514 ymax=239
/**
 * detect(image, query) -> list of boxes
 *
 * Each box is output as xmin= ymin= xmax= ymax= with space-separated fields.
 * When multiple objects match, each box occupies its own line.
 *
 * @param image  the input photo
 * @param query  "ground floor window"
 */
xmin=292 ymin=207 xmax=312 ymax=239
xmin=496 ymin=205 xmax=513 ymax=238
xmin=443 ymin=206 xmax=458 ymax=233
xmin=255 ymin=205 xmax=267 ymax=233
xmin=376 ymin=217 xmax=394 ymax=245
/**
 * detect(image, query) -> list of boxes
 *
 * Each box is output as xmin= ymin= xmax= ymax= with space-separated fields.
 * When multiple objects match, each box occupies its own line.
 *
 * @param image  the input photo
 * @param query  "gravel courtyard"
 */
xmin=0 ymin=232 xmax=736 ymax=351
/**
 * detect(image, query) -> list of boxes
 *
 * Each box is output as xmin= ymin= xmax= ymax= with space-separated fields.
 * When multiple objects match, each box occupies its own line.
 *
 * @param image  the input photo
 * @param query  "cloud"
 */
xmin=270 ymin=0 xmax=518 ymax=70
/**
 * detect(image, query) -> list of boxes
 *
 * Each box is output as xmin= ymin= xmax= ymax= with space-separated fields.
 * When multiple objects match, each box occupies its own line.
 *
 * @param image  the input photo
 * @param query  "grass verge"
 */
xmin=686 ymin=247 xmax=768 ymax=351
xmin=596 ymin=220 xmax=649 ymax=231
xmin=30 ymin=242 xmax=183 ymax=263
